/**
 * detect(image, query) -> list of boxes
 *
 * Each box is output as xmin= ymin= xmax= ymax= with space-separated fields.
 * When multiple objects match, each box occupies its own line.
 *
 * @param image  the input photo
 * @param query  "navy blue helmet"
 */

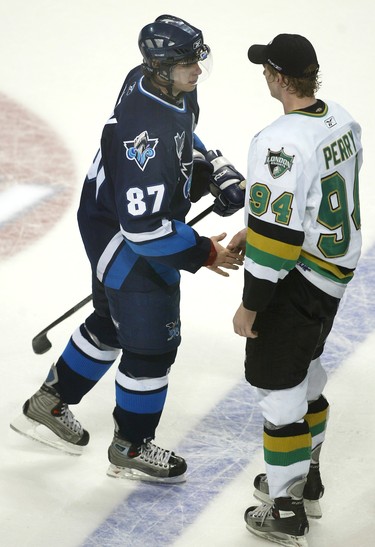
xmin=139 ymin=15 xmax=211 ymax=82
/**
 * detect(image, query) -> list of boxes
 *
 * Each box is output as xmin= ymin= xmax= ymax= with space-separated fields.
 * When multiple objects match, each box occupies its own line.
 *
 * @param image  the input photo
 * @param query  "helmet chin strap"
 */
xmin=141 ymin=67 xmax=184 ymax=106
xmin=152 ymin=67 xmax=184 ymax=102
xmin=142 ymin=60 xmax=189 ymax=103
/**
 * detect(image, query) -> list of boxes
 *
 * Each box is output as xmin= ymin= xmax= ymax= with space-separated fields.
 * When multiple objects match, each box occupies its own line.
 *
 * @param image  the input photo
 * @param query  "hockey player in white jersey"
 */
xmin=229 ymin=34 xmax=362 ymax=545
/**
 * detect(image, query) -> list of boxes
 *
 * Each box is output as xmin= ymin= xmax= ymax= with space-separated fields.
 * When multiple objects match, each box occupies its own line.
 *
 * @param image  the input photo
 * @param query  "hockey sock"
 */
xmin=304 ymin=395 xmax=329 ymax=454
xmin=264 ymin=420 xmax=311 ymax=499
xmin=53 ymin=324 xmax=120 ymax=403
xmin=112 ymin=349 xmax=175 ymax=444
xmin=114 ymin=373 xmax=169 ymax=444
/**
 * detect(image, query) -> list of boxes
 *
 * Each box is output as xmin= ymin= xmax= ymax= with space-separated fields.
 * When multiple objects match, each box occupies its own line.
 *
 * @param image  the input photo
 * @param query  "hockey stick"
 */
xmin=31 ymin=203 xmax=215 ymax=355
xmin=32 ymin=294 xmax=93 ymax=354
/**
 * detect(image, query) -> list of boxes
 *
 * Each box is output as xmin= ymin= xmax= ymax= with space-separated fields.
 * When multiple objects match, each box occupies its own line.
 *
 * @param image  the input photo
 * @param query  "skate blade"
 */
xmin=106 ymin=463 xmax=186 ymax=484
xmin=10 ymin=413 xmax=84 ymax=456
xmin=246 ymin=525 xmax=309 ymax=547
xmin=254 ymin=490 xmax=322 ymax=520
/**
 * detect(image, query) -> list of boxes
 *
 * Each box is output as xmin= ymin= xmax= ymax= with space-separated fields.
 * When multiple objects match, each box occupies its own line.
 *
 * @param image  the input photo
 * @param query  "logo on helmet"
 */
xmin=193 ymin=38 xmax=203 ymax=50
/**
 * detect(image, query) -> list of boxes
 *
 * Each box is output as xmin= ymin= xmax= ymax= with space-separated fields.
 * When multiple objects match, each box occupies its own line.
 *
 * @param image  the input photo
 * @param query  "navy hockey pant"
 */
xmin=51 ymin=276 xmax=180 ymax=443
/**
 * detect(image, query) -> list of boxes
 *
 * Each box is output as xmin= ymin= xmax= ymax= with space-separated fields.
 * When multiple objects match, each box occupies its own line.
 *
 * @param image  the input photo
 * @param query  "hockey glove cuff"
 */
xmin=190 ymin=150 xmax=214 ymax=203
xmin=206 ymin=150 xmax=246 ymax=216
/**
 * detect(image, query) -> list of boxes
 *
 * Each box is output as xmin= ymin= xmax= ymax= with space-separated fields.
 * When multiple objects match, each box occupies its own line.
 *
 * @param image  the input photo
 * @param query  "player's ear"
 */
xmin=275 ymin=71 xmax=283 ymax=83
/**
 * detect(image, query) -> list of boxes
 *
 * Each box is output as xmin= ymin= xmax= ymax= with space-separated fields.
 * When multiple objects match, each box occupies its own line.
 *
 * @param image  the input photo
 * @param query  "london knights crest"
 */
xmin=265 ymin=147 xmax=294 ymax=179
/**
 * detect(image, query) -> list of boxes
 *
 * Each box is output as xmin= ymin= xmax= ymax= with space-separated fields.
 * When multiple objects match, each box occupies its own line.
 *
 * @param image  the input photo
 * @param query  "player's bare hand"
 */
xmin=207 ymin=232 xmax=244 ymax=277
xmin=233 ymin=303 xmax=258 ymax=338
xmin=227 ymin=228 xmax=247 ymax=255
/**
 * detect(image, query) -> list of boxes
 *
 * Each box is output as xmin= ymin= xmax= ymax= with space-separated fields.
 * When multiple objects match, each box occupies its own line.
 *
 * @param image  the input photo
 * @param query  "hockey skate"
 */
xmin=253 ymin=448 xmax=324 ymax=519
xmin=107 ymin=429 xmax=187 ymax=484
xmin=245 ymin=479 xmax=309 ymax=547
xmin=10 ymin=383 xmax=89 ymax=456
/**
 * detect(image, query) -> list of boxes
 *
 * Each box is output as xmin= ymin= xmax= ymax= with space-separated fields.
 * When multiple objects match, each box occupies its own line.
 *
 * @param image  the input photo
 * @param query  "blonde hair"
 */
xmin=267 ymin=63 xmax=321 ymax=98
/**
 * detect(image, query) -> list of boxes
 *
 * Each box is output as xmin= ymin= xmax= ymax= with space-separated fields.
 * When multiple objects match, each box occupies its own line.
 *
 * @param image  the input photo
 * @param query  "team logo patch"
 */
xmin=174 ymin=131 xmax=185 ymax=160
xmin=123 ymin=130 xmax=158 ymax=171
xmin=265 ymin=147 xmax=295 ymax=179
xmin=166 ymin=319 xmax=180 ymax=341
xmin=174 ymin=131 xmax=192 ymax=198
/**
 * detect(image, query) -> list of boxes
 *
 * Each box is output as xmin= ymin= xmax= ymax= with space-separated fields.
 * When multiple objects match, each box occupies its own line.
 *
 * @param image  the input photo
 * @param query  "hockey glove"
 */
xmin=206 ymin=150 xmax=246 ymax=216
xmin=190 ymin=149 xmax=214 ymax=203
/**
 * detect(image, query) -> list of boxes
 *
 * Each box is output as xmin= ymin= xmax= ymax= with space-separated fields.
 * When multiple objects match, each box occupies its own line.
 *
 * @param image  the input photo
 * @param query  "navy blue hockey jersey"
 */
xmin=77 ymin=66 xmax=212 ymax=291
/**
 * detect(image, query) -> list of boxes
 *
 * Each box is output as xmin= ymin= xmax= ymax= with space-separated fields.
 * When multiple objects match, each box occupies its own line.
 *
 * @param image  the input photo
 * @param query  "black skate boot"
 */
xmin=245 ymin=478 xmax=309 ymax=546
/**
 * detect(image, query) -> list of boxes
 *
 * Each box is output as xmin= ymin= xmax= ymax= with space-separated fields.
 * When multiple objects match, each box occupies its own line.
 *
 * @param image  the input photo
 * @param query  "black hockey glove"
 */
xmin=206 ymin=150 xmax=246 ymax=216
xmin=190 ymin=149 xmax=214 ymax=203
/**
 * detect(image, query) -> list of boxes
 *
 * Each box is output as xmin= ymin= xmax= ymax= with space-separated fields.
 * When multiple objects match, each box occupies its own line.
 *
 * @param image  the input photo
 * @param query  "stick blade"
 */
xmin=32 ymin=333 xmax=52 ymax=354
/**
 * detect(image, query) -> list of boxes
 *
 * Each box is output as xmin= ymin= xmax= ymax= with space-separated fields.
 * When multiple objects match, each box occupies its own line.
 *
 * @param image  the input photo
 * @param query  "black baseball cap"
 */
xmin=248 ymin=34 xmax=319 ymax=78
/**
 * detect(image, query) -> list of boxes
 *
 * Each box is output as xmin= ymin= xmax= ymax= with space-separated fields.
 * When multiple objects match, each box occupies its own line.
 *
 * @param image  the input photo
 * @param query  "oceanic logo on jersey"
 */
xmin=123 ymin=131 xmax=158 ymax=171
xmin=265 ymin=148 xmax=295 ymax=179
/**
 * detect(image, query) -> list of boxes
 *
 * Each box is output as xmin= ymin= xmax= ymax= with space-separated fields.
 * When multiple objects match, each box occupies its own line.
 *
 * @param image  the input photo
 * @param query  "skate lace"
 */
xmin=140 ymin=442 xmax=171 ymax=467
xmin=252 ymin=503 xmax=274 ymax=525
xmin=58 ymin=404 xmax=83 ymax=434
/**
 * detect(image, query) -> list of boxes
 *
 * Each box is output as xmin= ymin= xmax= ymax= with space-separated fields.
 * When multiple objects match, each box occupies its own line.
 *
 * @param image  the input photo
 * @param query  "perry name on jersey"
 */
xmin=77 ymin=66 xmax=212 ymax=291
xmin=243 ymin=99 xmax=362 ymax=311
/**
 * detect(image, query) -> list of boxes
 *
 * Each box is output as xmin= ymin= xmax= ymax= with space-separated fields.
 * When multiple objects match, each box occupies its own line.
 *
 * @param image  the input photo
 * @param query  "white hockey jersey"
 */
xmin=243 ymin=99 xmax=362 ymax=311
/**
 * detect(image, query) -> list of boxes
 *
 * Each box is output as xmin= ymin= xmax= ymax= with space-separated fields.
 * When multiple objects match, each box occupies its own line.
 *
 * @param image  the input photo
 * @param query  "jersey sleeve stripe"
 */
xmin=244 ymin=256 xmax=288 ymax=282
xmin=249 ymin=214 xmax=304 ymax=246
xmin=246 ymin=242 xmax=298 ymax=272
xmin=247 ymin=228 xmax=301 ymax=262
xmin=125 ymin=220 xmax=196 ymax=257
xmin=121 ymin=219 xmax=173 ymax=243
xmin=299 ymin=250 xmax=354 ymax=283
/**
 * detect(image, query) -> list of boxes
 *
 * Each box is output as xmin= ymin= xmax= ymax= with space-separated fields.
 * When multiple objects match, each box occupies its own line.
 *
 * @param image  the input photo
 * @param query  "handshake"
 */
xmin=191 ymin=149 xmax=246 ymax=217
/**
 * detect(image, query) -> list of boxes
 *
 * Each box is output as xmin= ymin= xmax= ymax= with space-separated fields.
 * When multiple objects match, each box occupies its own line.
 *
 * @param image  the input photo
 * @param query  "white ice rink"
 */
xmin=1 ymin=1 xmax=374 ymax=546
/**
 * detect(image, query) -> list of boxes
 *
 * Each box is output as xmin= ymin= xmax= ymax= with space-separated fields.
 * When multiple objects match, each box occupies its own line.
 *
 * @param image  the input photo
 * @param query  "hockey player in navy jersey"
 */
xmin=10 ymin=15 xmax=246 ymax=483
xmin=230 ymin=34 xmax=362 ymax=545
